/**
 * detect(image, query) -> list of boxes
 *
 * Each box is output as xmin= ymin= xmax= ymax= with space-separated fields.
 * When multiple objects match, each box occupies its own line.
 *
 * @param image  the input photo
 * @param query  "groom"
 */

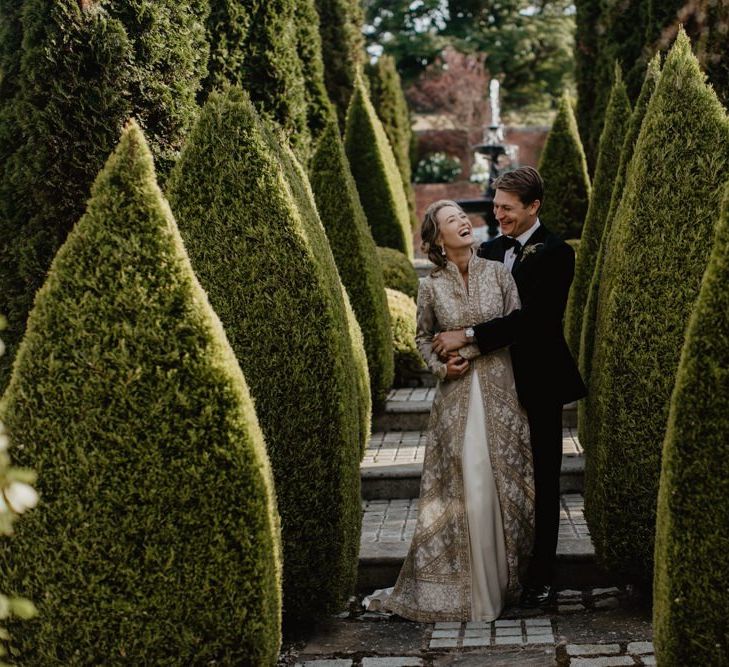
xmin=432 ymin=166 xmax=586 ymax=607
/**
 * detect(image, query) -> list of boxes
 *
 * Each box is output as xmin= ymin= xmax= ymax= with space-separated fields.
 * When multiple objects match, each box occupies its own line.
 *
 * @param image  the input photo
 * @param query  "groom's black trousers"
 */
xmin=524 ymin=400 xmax=564 ymax=586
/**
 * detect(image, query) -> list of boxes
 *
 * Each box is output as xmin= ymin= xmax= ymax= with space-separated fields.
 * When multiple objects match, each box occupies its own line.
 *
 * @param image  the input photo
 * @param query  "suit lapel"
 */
xmin=512 ymin=224 xmax=548 ymax=275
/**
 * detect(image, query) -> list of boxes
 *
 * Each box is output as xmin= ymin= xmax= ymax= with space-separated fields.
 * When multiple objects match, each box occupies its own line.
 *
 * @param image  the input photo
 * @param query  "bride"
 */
xmin=370 ymin=200 xmax=534 ymax=622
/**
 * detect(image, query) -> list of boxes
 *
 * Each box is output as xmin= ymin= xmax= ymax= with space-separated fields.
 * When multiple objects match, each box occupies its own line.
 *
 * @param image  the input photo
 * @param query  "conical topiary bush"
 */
xmin=368 ymin=55 xmax=418 ymax=229
xmin=565 ymin=67 xmax=631 ymax=359
xmin=0 ymin=121 xmax=282 ymax=664
xmin=201 ymin=0 xmax=310 ymax=158
xmin=0 ymin=0 xmax=209 ymax=392
xmin=314 ymin=0 xmax=365 ymax=128
xmin=386 ymin=288 xmax=424 ymax=385
xmin=167 ymin=88 xmax=363 ymax=626
xmin=653 ymin=184 xmax=729 ymax=667
xmin=295 ymin=0 xmax=338 ymax=145
xmin=583 ymin=30 xmax=729 ymax=582
xmin=345 ymin=75 xmax=413 ymax=258
xmin=537 ymin=93 xmax=591 ymax=239
xmin=578 ymin=55 xmax=661 ymax=452
xmin=311 ymin=120 xmax=393 ymax=406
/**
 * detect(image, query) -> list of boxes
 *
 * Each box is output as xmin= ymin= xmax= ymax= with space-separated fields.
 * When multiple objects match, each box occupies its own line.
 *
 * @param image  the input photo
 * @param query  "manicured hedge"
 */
xmin=653 ymin=184 xmax=729 ymax=666
xmin=345 ymin=76 xmax=413 ymax=257
xmin=0 ymin=122 xmax=282 ymax=664
xmin=583 ymin=30 xmax=729 ymax=582
xmin=377 ymin=247 xmax=419 ymax=300
xmin=202 ymin=0 xmax=310 ymax=158
xmin=537 ymin=93 xmax=591 ymax=239
xmin=0 ymin=0 xmax=209 ymax=392
xmin=295 ymin=0 xmax=337 ymax=144
xmin=167 ymin=88 xmax=363 ymax=626
xmin=312 ymin=120 xmax=394 ymax=406
xmin=565 ymin=67 xmax=631 ymax=359
xmin=386 ymin=288 xmax=424 ymax=385
xmin=578 ymin=55 xmax=661 ymax=452
xmin=368 ymin=55 xmax=418 ymax=229
xmin=314 ymin=0 xmax=365 ymax=128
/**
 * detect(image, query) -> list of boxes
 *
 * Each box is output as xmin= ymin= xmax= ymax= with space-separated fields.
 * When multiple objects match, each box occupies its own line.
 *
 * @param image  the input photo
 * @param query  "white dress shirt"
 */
xmin=504 ymin=219 xmax=541 ymax=272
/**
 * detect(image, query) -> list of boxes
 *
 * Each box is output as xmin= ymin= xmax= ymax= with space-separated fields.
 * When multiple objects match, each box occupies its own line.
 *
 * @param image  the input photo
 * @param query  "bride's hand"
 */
xmin=444 ymin=355 xmax=469 ymax=380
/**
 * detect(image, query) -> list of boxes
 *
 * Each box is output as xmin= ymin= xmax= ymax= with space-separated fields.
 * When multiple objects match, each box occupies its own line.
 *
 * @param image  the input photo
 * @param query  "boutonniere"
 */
xmin=521 ymin=243 xmax=544 ymax=259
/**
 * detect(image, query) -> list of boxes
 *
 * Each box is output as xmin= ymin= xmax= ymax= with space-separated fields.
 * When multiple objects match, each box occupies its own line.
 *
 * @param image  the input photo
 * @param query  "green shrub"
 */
xmin=377 ymin=247 xmax=419 ymax=300
xmin=386 ymin=288 xmax=424 ymax=384
xmin=368 ymin=55 xmax=418 ymax=228
xmin=537 ymin=92 xmax=591 ymax=239
xmin=295 ymin=0 xmax=337 ymax=144
xmin=0 ymin=121 xmax=282 ymax=664
xmin=0 ymin=0 xmax=209 ymax=392
xmin=574 ymin=0 xmax=601 ymax=167
xmin=167 ymin=88 xmax=362 ymax=627
xmin=565 ymin=239 xmax=581 ymax=254
xmin=653 ymin=184 xmax=729 ymax=666
xmin=345 ymin=76 xmax=413 ymax=258
xmin=578 ymin=55 xmax=661 ymax=453
xmin=314 ymin=0 xmax=366 ymax=128
xmin=565 ymin=67 xmax=631 ymax=359
xmin=202 ymin=0 xmax=310 ymax=159
xmin=312 ymin=120 xmax=394 ymax=406
xmin=413 ymin=152 xmax=463 ymax=184
xmin=583 ymin=30 xmax=729 ymax=582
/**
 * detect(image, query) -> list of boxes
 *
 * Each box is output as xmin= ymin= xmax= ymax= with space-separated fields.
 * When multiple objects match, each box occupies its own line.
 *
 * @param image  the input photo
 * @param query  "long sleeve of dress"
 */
xmin=416 ymin=280 xmax=448 ymax=381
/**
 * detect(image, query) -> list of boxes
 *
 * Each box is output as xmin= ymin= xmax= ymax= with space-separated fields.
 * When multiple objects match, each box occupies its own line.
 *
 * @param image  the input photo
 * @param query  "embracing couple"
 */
xmin=369 ymin=166 xmax=587 ymax=622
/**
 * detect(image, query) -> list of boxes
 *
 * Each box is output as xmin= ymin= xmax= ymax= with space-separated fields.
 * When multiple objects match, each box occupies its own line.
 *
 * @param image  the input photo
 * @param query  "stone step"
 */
xmin=361 ymin=427 xmax=584 ymax=499
xmin=374 ymin=388 xmax=578 ymax=432
xmin=357 ymin=493 xmax=613 ymax=592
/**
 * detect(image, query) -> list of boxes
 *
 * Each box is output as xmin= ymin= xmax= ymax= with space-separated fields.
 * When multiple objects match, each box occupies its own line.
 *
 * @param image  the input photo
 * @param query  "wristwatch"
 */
xmin=465 ymin=327 xmax=475 ymax=342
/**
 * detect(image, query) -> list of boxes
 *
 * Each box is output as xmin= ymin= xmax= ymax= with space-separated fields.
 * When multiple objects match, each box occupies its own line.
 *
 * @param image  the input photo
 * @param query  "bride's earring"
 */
xmin=441 ymin=246 xmax=446 ymax=257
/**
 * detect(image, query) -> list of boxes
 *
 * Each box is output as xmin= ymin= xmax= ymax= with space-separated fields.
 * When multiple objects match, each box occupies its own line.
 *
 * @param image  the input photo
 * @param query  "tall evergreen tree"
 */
xmin=312 ymin=120 xmax=393 ymax=406
xmin=574 ymin=0 xmax=602 ymax=166
xmin=583 ymin=30 xmax=729 ymax=582
xmin=315 ymin=0 xmax=366 ymax=128
xmin=345 ymin=76 xmax=413 ymax=257
xmin=0 ymin=121 xmax=282 ymax=664
xmin=167 ymin=88 xmax=362 ymax=627
xmin=295 ymin=0 xmax=338 ymax=145
xmin=653 ymin=184 xmax=729 ymax=667
xmin=537 ymin=93 xmax=591 ymax=239
xmin=0 ymin=0 xmax=209 ymax=392
xmin=565 ymin=67 xmax=630 ymax=359
xmin=368 ymin=54 xmax=418 ymax=229
xmin=202 ymin=0 xmax=310 ymax=158
xmin=578 ymin=55 xmax=660 ymax=452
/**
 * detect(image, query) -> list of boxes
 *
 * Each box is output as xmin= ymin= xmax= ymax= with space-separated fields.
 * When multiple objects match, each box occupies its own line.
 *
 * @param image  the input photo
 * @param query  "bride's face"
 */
xmin=435 ymin=206 xmax=473 ymax=251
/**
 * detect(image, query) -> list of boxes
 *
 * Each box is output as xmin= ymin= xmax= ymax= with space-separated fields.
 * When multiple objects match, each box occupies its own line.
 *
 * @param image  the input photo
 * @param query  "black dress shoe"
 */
xmin=519 ymin=584 xmax=556 ymax=608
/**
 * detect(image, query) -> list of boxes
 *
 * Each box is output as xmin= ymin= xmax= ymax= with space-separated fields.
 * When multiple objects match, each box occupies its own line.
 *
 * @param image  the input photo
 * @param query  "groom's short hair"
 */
xmin=494 ymin=166 xmax=544 ymax=212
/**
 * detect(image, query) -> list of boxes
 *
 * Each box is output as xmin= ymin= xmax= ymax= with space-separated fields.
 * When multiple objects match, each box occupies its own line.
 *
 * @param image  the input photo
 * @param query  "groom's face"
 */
xmin=494 ymin=189 xmax=540 ymax=238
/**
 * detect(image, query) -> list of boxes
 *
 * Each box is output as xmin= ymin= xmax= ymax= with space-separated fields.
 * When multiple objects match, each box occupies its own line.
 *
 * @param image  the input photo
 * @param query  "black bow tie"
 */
xmin=503 ymin=237 xmax=522 ymax=253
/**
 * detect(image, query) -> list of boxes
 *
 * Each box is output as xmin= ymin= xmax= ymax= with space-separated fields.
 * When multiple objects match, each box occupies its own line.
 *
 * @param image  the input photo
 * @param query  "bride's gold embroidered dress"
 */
xmin=385 ymin=254 xmax=535 ymax=622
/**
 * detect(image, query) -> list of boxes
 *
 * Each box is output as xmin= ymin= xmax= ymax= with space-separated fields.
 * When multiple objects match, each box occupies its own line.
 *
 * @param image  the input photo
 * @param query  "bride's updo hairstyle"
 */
xmin=421 ymin=199 xmax=465 ymax=270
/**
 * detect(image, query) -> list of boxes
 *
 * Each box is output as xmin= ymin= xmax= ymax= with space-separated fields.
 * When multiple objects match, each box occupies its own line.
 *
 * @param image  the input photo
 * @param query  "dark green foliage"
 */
xmin=0 ymin=0 xmax=22 ymax=103
xmin=312 ymin=120 xmax=394 ymax=406
xmin=377 ymin=247 xmax=419 ymax=300
xmin=386 ymin=288 xmax=424 ymax=385
xmin=698 ymin=0 xmax=729 ymax=108
xmin=295 ymin=0 xmax=337 ymax=144
xmin=367 ymin=55 xmax=417 ymax=228
xmin=583 ymin=31 xmax=729 ymax=582
xmin=653 ymin=185 xmax=729 ymax=667
xmin=578 ymin=55 xmax=660 ymax=452
xmin=565 ymin=68 xmax=630 ymax=359
xmin=315 ymin=0 xmax=365 ymax=128
xmin=0 ymin=0 xmax=209 ymax=392
xmin=565 ymin=239 xmax=581 ymax=254
xmin=0 ymin=122 xmax=282 ymax=664
xmin=202 ymin=0 xmax=310 ymax=158
xmin=574 ymin=0 xmax=601 ymax=164
xmin=167 ymin=88 xmax=363 ymax=626
xmin=537 ymin=93 xmax=591 ymax=239
xmin=345 ymin=77 xmax=413 ymax=257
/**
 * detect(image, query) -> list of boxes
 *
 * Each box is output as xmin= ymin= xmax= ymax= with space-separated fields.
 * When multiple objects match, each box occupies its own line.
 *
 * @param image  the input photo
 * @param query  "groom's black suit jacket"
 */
xmin=474 ymin=224 xmax=586 ymax=408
